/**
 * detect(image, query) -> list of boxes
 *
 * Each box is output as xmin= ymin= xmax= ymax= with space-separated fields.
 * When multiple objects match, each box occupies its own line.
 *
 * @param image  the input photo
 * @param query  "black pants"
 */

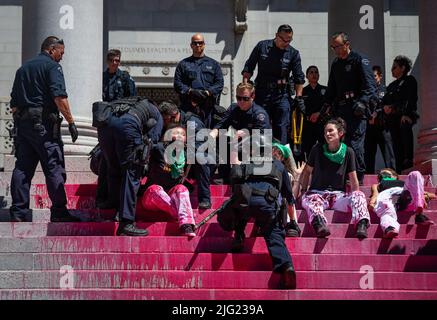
xmin=364 ymin=123 xmax=396 ymax=173
xmin=388 ymin=117 xmax=415 ymax=173
xmin=10 ymin=119 xmax=68 ymax=220
xmin=336 ymin=106 xmax=367 ymax=181
xmin=234 ymin=196 xmax=293 ymax=272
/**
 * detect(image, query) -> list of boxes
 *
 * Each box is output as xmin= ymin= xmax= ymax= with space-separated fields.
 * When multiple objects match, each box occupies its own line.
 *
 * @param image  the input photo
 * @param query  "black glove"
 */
xmin=68 ymin=123 xmax=79 ymax=143
xmin=189 ymin=89 xmax=209 ymax=104
xmin=352 ymin=101 xmax=368 ymax=119
xmin=294 ymin=96 xmax=306 ymax=115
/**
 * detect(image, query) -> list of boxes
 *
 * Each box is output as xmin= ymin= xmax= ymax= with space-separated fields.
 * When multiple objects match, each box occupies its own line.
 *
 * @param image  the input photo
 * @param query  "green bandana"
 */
xmin=323 ymin=143 xmax=347 ymax=165
xmin=382 ymin=177 xmax=397 ymax=181
xmin=169 ymin=150 xmax=186 ymax=179
xmin=272 ymin=142 xmax=291 ymax=160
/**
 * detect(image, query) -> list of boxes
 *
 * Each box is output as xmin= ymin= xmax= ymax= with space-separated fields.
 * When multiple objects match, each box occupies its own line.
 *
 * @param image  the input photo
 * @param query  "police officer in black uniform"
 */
xmin=96 ymin=49 xmax=137 ymax=207
xmin=325 ymin=32 xmax=377 ymax=183
xmin=216 ymin=138 xmax=297 ymax=289
xmin=364 ymin=65 xmax=396 ymax=173
xmin=97 ymin=98 xmax=163 ymax=236
xmin=9 ymin=36 xmax=79 ymax=222
xmin=174 ymin=33 xmax=224 ymax=128
xmin=211 ymin=82 xmax=271 ymax=137
xmin=300 ymin=65 xmax=327 ymax=162
xmin=158 ymin=100 xmax=213 ymax=209
xmin=383 ymin=55 xmax=419 ymax=173
xmin=102 ymin=49 xmax=136 ymax=102
xmin=242 ymin=24 xmax=306 ymax=144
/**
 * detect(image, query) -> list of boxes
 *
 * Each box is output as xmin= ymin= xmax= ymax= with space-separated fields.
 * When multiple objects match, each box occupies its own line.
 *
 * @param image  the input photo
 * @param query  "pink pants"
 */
xmin=302 ymin=190 xmax=370 ymax=225
xmin=374 ymin=171 xmax=424 ymax=232
xmin=140 ymin=184 xmax=195 ymax=227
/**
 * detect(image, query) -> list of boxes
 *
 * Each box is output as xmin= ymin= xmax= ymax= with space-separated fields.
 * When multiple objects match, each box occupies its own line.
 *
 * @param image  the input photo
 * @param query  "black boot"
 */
xmin=285 ymin=220 xmax=301 ymax=237
xmin=356 ymin=219 xmax=369 ymax=239
xmin=198 ymin=200 xmax=211 ymax=210
xmin=280 ymin=265 xmax=297 ymax=289
xmin=116 ymin=221 xmax=149 ymax=236
xmin=311 ymin=215 xmax=331 ymax=238
xmin=231 ymin=231 xmax=245 ymax=252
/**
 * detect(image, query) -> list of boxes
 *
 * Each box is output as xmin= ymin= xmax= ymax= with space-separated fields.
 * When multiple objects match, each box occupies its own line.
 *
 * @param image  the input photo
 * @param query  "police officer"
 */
xmin=174 ymin=33 xmax=224 ymax=128
xmin=9 ymin=36 xmax=79 ymax=222
xmin=97 ymin=49 xmax=137 ymax=207
xmin=102 ymin=49 xmax=136 ymax=102
xmin=210 ymin=82 xmax=271 ymax=137
xmin=383 ymin=55 xmax=419 ymax=173
xmin=364 ymin=65 xmax=396 ymax=173
xmin=217 ymin=138 xmax=297 ymax=289
xmin=242 ymin=24 xmax=306 ymax=144
xmin=299 ymin=65 xmax=327 ymax=162
xmin=158 ymin=100 xmax=213 ymax=209
xmin=325 ymin=32 xmax=377 ymax=183
xmin=98 ymin=98 xmax=163 ymax=236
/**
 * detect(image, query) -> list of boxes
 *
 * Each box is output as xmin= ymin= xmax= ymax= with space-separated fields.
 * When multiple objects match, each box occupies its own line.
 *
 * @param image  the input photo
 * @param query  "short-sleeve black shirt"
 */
xmin=307 ymin=143 xmax=356 ymax=192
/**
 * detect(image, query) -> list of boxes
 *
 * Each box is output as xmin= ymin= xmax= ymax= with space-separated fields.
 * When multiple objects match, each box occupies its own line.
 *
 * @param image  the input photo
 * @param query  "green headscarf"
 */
xmin=322 ymin=143 xmax=347 ymax=165
xmin=272 ymin=142 xmax=291 ymax=160
xmin=168 ymin=149 xmax=186 ymax=179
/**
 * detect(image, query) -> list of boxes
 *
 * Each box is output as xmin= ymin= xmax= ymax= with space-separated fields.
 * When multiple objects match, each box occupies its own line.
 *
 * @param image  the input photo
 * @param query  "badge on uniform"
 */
xmin=321 ymin=89 xmax=326 ymax=95
xmin=345 ymin=65 xmax=352 ymax=72
xmin=362 ymin=59 xmax=370 ymax=66
xmin=57 ymin=66 xmax=63 ymax=75
xmin=257 ymin=113 xmax=266 ymax=122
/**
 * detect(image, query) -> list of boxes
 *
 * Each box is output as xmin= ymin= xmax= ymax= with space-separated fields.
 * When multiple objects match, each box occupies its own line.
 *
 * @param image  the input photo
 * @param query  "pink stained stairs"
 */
xmin=0 ymin=177 xmax=436 ymax=300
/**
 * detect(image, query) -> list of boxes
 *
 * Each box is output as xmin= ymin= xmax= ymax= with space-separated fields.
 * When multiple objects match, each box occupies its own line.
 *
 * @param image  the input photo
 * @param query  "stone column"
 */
xmin=415 ymin=0 xmax=437 ymax=181
xmin=328 ymin=0 xmax=385 ymax=70
xmin=22 ymin=0 xmax=103 ymax=155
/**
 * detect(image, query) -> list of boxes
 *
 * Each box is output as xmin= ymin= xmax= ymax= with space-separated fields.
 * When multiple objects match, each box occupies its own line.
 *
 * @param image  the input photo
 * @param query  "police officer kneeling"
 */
xmin=94 ymin=97 xmax=163 ymax=236
xmin=216 ymin=138 xmax=297 ymax=289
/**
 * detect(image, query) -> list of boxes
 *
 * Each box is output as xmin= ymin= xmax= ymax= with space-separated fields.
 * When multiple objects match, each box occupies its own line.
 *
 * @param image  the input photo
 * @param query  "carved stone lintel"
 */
xmin=235 ymin=0 xmax=248 ymax=34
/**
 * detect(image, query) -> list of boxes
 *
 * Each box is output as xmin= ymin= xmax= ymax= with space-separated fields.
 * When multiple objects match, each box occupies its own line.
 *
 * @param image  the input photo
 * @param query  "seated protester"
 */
xmin=139 ymin=125 xmax=196 ymax=237
xmin=272 ymin=141 xmax=305 ymax=237
xmin=158 ymin=100 xmax=213 ymax=209
xmin=369 ymin=168 xmax=435 ymax=238
xmin=295 ymin=118 xmax=371 ymax=238
xmin=225 ymin=138 xmax=297 ymax=289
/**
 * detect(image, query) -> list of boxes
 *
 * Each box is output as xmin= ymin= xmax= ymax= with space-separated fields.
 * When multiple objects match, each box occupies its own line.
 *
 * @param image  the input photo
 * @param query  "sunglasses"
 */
xmin=191 ymin=41 xmax=205 ymax=46
xmin=277 ymin=34 xmax=292 ymax=44
xmin=109 ymin=58 xmax=121 ymax=63
xmin=236 ymin=96 xmax=251 ymax=102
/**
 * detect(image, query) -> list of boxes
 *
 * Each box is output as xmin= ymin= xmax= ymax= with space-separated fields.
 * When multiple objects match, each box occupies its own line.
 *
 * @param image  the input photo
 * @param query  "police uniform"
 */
xmin=214 ymin=102 xmax=271 ymax=132
xmin=226 ymin=160 xmax=296 ymax=285
xmin=300 ymin=83 xmax=327 ymax=161
xmin=9 ymin=52 xmax=72 ymax=222
xmin=174 ymin=55 xmax=224 ymax=128
xmin=364 ymin=82 xmax=396 ymax=173
xmin=242 ymin=39 xmax=305 ymax=144
xmin=383 ymin=74 xmax=419 ymax=172
xmin=98 ymin=99 xmax=163 ymax=222
xmin=102 ymin=69 xmax=137 ymax=102
xmin=325 ymin=50 xmax=377 ymax=181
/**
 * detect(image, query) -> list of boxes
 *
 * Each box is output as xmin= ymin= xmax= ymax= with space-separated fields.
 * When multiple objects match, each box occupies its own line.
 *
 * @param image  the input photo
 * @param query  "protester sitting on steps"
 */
xmin=272 ymin=141 xmax=305 ymax=237
xmin=294 ymin=117 xmax=371 ymax=238
xmin=369 ymin=168 xmax=435 ymax=239
xmin=139 ymin=125 xmax=196 ymax=237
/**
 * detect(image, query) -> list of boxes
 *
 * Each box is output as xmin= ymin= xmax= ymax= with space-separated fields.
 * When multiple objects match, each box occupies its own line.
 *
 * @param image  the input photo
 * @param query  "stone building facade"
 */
xmin=1 ymin=0 xmax=435 ymax=181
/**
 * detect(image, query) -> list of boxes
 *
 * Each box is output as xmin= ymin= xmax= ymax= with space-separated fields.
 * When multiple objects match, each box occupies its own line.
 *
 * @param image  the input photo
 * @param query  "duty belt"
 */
xmin=251 ymin=188 xmax=268 ymax=196
xmin=256 ymin=82 xmax=287 ymax=90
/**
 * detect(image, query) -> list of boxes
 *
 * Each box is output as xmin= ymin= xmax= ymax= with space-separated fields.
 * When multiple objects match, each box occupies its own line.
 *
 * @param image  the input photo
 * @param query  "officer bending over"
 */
xmin=9 ymin=36 xmax=79 ymax=222
xmin=97 ymin=97 xmax=163 ymax=236
xmin=158 ymin=101 xmax=213 ymax=209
